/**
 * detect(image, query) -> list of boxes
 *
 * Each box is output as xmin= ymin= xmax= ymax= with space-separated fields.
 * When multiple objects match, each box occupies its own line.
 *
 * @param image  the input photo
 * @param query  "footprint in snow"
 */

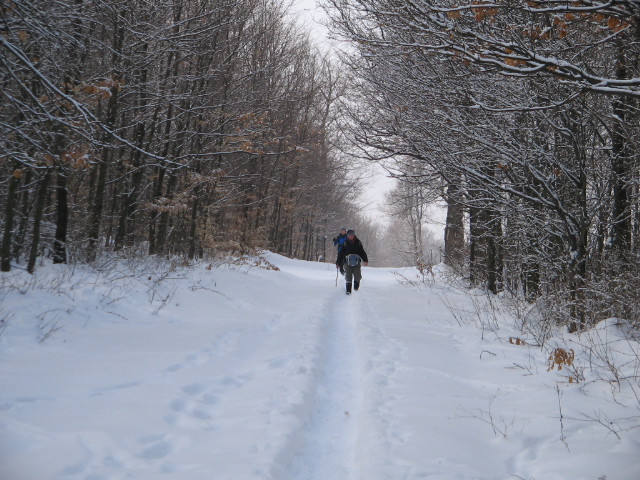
xmin=182 ymin=383 xmax=207 ymax=396
xmin=137 ymin=439 xmax=173 ymax=459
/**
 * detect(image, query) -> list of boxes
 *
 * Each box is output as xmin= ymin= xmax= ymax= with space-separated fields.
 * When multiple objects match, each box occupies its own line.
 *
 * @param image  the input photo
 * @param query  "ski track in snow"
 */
xmin=283 ymin=290 xmax=363 ymax=480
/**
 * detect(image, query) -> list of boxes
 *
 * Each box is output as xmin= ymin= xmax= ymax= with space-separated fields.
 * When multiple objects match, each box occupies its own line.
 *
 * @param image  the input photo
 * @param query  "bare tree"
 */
xmin=326 ymin=0 xmax=640 ymax=330
xmin=0 ymin=0 xmax=360 ymax=271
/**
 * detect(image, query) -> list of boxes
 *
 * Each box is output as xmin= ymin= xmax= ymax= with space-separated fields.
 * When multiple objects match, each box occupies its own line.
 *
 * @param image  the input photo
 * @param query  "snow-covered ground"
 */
xmin=1 ymin=252 xmax=639 ymax=480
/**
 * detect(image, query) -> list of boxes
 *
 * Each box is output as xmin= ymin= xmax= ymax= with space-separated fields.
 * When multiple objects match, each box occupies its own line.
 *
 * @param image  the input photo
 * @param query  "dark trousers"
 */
xmin=344 ymin=263 xmax=362 ymax=284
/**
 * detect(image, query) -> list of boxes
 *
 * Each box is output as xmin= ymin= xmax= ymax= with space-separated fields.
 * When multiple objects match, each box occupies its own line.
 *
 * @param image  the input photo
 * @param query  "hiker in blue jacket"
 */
xmin=336 ymin=229 xmax=369 ymax=295
xmin=333 ymin=228 xmax=347 ymax=274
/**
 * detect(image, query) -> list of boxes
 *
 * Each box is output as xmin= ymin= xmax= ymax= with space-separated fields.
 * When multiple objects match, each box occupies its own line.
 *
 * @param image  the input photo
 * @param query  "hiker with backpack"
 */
xmin=336 ymin=229 xmax=369 ymax=295
xmin=333 ymin=228 xmax=348 ymax=274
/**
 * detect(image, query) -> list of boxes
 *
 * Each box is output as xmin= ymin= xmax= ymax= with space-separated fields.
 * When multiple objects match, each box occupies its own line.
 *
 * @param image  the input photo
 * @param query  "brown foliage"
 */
xmin=547 ymin=347 xmax=574 ymax=371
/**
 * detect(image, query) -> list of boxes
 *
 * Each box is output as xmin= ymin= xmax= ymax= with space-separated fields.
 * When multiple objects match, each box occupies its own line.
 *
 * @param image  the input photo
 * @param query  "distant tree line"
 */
xmin=382 ymin=177 xmax=443 ymax=268
xmin=329 ymin=0 xmax=640 ymax=331
xmin=1 ymin=0 xmax=358 ymax=273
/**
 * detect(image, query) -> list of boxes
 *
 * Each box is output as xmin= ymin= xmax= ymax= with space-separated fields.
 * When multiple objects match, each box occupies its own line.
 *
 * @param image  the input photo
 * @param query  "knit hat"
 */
xmin=346 ymin=229 xmax=355 ymax=236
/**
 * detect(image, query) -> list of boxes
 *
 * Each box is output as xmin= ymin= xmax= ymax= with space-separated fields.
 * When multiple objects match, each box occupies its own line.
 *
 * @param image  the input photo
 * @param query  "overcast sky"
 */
xmin=288 ymin=1 xmax=398 ymax=226
xmin=289 ymin=0 xmax=333 ymax=50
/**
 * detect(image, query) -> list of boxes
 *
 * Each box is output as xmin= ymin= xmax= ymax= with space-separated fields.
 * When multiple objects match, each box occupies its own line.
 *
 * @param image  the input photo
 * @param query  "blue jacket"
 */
xmin=333 ymin=233 xmax=347 ymax=252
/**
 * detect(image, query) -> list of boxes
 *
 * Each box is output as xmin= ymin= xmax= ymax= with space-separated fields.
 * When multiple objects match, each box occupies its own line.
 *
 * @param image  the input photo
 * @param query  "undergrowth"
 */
xmin=411 ymin=261 xmax=640 ymax=444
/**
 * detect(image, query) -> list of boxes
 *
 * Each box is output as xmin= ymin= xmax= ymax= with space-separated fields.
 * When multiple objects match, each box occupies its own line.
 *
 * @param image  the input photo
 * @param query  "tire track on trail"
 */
xmin=282 ymin=290 xmax=363 ymax=480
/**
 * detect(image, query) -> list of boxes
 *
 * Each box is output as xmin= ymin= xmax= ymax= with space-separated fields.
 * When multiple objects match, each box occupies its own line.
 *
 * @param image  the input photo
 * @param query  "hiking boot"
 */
xmin=354 ymin=281 xmax=360 ymax=291
xmin=346 ymin=282 xmax=352 ymax=294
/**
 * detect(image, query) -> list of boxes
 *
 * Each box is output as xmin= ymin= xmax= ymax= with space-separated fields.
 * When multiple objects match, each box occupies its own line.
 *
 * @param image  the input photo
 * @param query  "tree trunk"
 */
xmin=27 ymin=171 xmax=51 ymax=274
xmin=148 ymin=165 xmax=165 ymax=255
xmin=52 ymin=167 xmax=68 ymax=264
xmin=114 ymin=43 xmax=149 ymax=252
xmin=444 ymin=180 xmax=465 ymax=268
xmin=87 ymin=7 xmax=125 ymax=260
xmin=87 ymin=149 xmax=109 ymax=260
xmin=1 ymin=166 xmax=21 ymax=272
xmin=468 ymin=204 xmax=480 ymax=286
xmin=486 ymin=206 xmax=503 ymax=294
xmin=610 ymin=41 xmax=633 ymax=260
xmin=13 ymin=168 xmax=33 ymax=262
xmin=156 ymin=170 xmax=177 ymax=255
xmin=114 ymin=163 xmax=145 ymax=251
xmin=188 ymin=189 xmax=199 ymax=260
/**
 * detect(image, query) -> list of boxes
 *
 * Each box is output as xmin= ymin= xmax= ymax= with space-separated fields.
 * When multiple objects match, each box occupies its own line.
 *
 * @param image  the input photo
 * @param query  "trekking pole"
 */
xmin=335 ymin=266 xmax=338 ymax=286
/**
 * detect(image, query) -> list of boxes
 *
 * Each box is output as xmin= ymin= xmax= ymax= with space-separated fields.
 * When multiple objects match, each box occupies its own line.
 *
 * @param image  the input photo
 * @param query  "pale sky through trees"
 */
xmin=290 ymin=0 xmax=398 ymax=226
xmin=289 ymin=1 xmax=445 ymax=235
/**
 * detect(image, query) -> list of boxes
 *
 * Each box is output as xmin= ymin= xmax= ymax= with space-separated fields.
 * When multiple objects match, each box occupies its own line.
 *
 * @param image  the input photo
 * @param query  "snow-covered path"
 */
xmin=1 ymin=253 xmax=639 ymax=480
xmin=284 ymin=292 xmax=362 ymax=480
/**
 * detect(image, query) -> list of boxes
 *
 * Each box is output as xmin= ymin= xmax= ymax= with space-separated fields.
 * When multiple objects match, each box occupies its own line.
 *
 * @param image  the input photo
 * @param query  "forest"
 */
xmin=3 ymin=0 xmax=640 ymax=333
xmin=328 ymin=0 xmax=640 ymax=332
xmin=0 ymin=0 xmax=363 ymax=273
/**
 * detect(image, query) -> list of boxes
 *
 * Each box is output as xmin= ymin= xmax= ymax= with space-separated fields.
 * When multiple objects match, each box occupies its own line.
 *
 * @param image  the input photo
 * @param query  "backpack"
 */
xmin=346 ymin=254 xmax=361 ymax=267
